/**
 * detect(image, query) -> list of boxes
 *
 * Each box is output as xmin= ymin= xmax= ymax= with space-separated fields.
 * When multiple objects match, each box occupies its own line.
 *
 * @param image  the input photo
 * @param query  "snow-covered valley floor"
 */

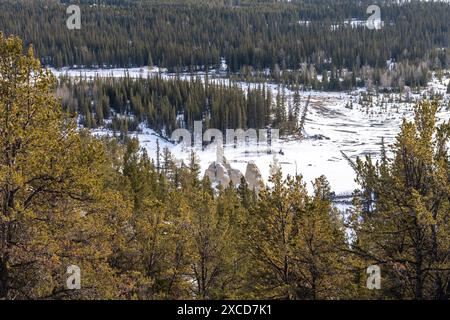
xmin=52 ymin=67 xmax=450 ymax=195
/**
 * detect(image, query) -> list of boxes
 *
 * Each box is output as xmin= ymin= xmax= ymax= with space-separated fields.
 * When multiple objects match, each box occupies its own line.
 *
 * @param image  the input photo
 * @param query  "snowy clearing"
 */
xmin=53 ymin=67 xmax=450 ymax=195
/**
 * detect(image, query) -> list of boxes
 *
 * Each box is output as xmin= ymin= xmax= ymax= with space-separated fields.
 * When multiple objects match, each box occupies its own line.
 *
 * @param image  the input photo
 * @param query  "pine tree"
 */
xmin=350 ymin=100 xmax=450 ymax=299
xmin=214 ymin=185 xmax=250 ymax=298
xmin=247 ymin=167 xmax=301 ymax=299
xmin=247 ymin=161 xmax=352 ymax=299
xmin=237 ymin=176 xmax=253 ymax=210
xmin=293 ymin=176 xmax=351 ymax=299
xmin=147 ymin=51 xmax=153 ymax=68
xmin=0 ymin=33 xmax=124 ymax=299
xmin=292 ymin=87 xmax=301 ymax=132
xmin=184 ymin=176 xmax=231 ymax=298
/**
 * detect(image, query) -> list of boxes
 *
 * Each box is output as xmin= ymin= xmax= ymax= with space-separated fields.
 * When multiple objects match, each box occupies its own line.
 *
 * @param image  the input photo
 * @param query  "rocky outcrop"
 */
xmin=228 ymin=167 xmax=244 ymax=186
xmin=245 ymin=161 xmax=263 ymax=192
xmin=205 ymin=162 xmax=230 ymax=187
xmin=215 ymin=163 xmax=231 ymax=186
xmin=204 ymin=157 xmax=236 ymax=187
xmin=204 ymin=158 xmax=263 ymax=191
xmin=222 ymin=157 xmax=244 ymax=185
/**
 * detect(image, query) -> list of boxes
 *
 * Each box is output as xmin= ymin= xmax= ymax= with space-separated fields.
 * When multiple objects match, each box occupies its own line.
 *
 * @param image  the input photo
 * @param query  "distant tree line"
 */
xmin=56 ymin=74 xmax=301 ymax=136
xmin=0 ymin=0 xmax=449 ymax=89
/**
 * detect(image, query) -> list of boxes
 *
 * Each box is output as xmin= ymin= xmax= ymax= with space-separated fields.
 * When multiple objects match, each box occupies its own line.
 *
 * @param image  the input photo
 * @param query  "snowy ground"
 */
xmin=53 ymin=67 xmax=450 ymax=195
xmin=51 ymin=66 xmax=168 ymax=78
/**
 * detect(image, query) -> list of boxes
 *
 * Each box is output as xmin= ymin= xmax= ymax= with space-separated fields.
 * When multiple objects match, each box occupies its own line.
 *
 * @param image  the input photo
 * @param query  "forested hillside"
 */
xmin=1 ymin=0 xmax=449 ymax=88
xmin=0 ymin=33 xmax=449 ymax=300
xmin=0 ymin=0 xmax=449 ymax=302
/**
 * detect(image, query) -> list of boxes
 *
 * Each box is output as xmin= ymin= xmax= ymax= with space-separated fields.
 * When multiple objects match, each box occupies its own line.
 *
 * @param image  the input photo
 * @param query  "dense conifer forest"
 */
xmin=56 ymin=75 xmax=304 ymax=136
xmin=0 ymin=0 xmax=449 ymax=301
xmin=0 ymin=0 xmax=449 ymax=89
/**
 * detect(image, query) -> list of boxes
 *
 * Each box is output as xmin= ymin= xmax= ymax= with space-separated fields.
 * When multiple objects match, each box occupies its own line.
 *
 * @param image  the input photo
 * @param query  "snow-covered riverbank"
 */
xmin=53 ymin=67 xmax=450 ymax=195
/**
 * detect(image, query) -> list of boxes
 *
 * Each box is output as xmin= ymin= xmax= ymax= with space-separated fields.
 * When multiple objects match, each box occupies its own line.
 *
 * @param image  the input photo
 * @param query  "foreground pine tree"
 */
xmin=1 ymin=32 xmax=448 ymax=300
xmin=0 ymin=33 xmax=128 ymax=299
xmin=247 ymin=167 xmax=352 ymax=299
xmin=350 ymin=100 xmax=450 ymax=299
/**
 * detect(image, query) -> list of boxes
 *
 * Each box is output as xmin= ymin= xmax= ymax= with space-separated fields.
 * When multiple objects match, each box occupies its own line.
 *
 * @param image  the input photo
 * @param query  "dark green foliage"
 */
xmin=0 ymin=0 xmax=448 ymax=89
xmin=56 ymin=75 xmax=277 ymax=135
